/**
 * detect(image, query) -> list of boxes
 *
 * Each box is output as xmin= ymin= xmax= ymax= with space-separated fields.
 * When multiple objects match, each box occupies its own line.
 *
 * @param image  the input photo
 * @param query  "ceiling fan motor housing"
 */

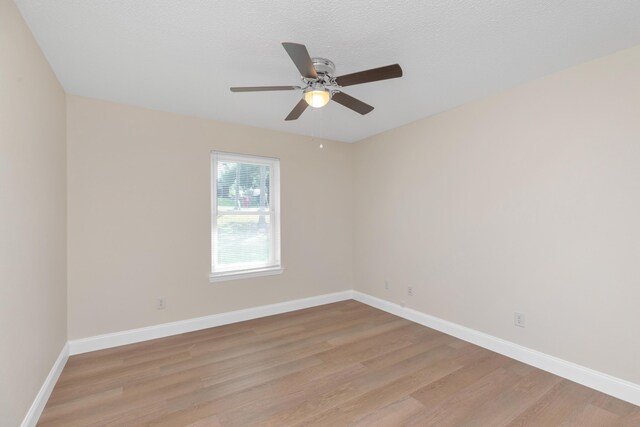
xmin=311 ymin=57 xmax=335 ymax=76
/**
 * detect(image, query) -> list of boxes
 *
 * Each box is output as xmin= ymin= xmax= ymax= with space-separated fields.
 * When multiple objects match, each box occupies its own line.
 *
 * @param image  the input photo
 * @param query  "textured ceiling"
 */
xmin=14 ymin=0 xmax=640 ymax=142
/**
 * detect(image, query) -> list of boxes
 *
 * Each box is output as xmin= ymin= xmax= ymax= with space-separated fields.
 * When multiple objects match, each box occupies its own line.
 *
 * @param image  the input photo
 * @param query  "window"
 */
xmin=210 ymin=151 xmax=281 ymax=281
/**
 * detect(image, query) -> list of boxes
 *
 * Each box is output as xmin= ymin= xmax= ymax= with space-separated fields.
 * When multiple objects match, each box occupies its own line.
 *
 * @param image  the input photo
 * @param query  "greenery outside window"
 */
xmin=210 ymin=151 xmax=281 ymax=281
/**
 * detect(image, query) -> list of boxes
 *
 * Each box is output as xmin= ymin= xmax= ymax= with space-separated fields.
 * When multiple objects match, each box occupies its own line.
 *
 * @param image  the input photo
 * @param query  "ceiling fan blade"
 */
xmin=285 ymin=99 xmax=308 ymax=121
xmin=331 ymin=92 xmax=374 ymax=115
xmin=335 ymin=64 xmax=403 ymax=87
xmin=230 ymin=86 xmax=300 ymax=92
xmin=282 ymin=42 xmax=318 ymax=79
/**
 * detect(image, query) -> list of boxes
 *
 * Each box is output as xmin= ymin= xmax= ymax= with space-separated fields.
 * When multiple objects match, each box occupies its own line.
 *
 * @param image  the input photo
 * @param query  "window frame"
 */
xmin=209 ymin=151 xmax=282 ymax=282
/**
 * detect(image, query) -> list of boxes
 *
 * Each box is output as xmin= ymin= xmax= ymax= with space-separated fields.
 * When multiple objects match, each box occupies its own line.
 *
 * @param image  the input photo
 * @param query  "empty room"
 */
xmin=2 ymin=0 xmax=640 ymax=425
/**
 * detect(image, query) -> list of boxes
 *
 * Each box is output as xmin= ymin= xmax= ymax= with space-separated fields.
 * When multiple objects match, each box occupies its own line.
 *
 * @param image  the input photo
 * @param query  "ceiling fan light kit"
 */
xmin=304 ymin=84 xmax=331 ymax=108
xmin=230 ymin=42 xmax=403 ymax=121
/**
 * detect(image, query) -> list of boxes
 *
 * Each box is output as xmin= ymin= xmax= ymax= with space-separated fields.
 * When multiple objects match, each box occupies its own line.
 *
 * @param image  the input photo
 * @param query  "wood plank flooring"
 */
xmin=39 ymin=300 xmax=640 ymax=426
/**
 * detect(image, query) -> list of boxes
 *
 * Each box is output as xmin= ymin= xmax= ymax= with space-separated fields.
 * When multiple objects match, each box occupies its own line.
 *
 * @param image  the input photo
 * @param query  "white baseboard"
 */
xmin=68 ymin=291 xmax=353 ymax=355
xmin=21 ymin=342 xmax=69 ymax=427
xmin=59 ymin=289 xmax=639 ymax=409
xmin=352 ymin=291 xmax=640 ymax=407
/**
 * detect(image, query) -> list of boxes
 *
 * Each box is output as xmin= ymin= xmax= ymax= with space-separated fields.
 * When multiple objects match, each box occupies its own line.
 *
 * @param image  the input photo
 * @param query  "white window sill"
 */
xmin=209 ymin=266 xmax=284 ymax=283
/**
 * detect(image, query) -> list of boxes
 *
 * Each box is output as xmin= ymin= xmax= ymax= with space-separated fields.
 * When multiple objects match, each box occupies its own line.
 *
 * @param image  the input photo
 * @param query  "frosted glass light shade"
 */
xmin=304 ymin=89 xmax=330 ymax=108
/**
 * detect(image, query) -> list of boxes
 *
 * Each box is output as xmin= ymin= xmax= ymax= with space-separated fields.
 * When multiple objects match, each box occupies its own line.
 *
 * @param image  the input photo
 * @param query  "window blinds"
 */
xmin=211 ymin=152 xmax=281 ymax=277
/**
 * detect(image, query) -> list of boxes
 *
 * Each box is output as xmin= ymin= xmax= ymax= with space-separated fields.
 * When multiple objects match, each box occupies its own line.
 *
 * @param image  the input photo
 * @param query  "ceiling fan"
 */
xmin=230 ymin=42 xmax=403 ymax=121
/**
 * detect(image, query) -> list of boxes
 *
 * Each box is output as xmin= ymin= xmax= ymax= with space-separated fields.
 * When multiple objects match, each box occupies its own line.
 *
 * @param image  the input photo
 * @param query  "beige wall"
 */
xmin=0 ymin=0 xmax=67 ymax=425
xmin=67 ymin=96 xmax=353 ymax=339
xmin=354 ymin=45 xmax=640 ymax=384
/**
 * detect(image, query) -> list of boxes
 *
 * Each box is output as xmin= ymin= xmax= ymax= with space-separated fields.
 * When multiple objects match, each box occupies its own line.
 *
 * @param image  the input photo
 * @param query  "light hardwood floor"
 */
xmin=39 ymin=300 xmax=640 ymax=426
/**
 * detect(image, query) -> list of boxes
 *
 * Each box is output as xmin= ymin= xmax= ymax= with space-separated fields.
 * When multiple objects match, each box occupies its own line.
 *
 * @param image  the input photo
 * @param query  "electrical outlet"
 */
xmin=408 ymin=286 xmax=414 ymax=297
xmin=384 ymin=280 xmax=389 ymax=290
xmin=514 ymin=312 xmax=525 ymax=328
xmin=157 ymin=297 xmax=166 ymax=310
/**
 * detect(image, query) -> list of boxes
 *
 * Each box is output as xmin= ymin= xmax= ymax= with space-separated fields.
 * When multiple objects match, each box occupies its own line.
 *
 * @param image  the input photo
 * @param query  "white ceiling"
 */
xmin=15 ymin=1 xmax=640 ymax=142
